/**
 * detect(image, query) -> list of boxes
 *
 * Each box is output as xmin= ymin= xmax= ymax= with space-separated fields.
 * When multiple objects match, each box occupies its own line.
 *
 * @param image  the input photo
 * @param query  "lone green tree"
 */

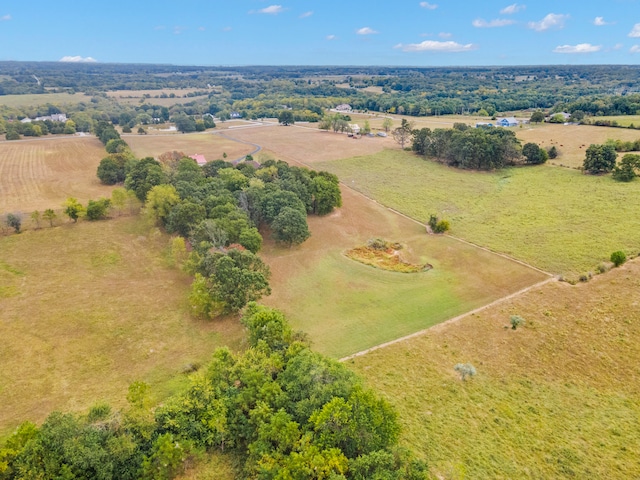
xmin=611 ymin=251 xmax=627 ymax=267
xmin=612 ymin=154 xmax=640 ymax=182
xmin=382 ymin=117 xmax=393 ymax=132
xmin=63 ymin=198 xmax=86 ymax=223
xmin=522 ymin=142 xmax=548 ymax=164
xmin=278 ymin=110 xmax=295 ymax=126
xmin=583 ymin=144 xmax=617 ymax=174
xmin=6 ymin=213 xmax=22 ymax=233
xmin=530 ymin=111 xmax=545 ymax=123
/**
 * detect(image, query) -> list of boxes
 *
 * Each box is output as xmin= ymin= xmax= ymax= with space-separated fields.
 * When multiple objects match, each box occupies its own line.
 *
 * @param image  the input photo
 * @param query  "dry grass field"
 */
xmin=349 ymin=259 xmax=640 ymax=478
xmin=222 ymin=123 xmax=392 ymax=164
xmin=125 ymin=132 xmax=255 ymax=162
xmin=260 ymin=187 xmax=547 ymax=358
xmin=0 ymin=216 xmax=245 ymax=438
xmin=517 ymin=123 xmax=640 ymax=168
xmin=0 ymin=136 xmax=113 ymax=213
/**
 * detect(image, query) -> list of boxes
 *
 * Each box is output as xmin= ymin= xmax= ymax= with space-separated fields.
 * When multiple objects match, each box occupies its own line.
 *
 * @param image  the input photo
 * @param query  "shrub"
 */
xmin=610 ymin=251 xmax=627 ymax=267
xmin=510 ymin=315 xmax=525 ymax=330
xmin=434 ymin=219 xmax=450 ymax=233
xmin=454 ymin=363 xmax=476 ymax=381
xmin=6 ymin=213 xmax=22 ymax=233
xmin=547 ymin=145 xmax=558 ymax=159
xmin=367 ymin=238 xmax=389 ymax=250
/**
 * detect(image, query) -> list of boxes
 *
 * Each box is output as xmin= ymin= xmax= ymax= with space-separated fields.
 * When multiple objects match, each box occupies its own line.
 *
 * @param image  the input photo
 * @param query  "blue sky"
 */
xmin=1 ymin=1 xmax=640 ymax=65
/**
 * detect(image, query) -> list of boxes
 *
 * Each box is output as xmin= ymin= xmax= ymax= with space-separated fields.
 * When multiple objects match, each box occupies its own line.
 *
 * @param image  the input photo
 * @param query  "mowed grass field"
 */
xmin=260 ymin=187 xmax=546 ymax=358
xmin=0 ymin=216 xmax=244 ymax=438
xmin=125 ymin=132 xmax=255 ymax=163
xmin=348 ymin=259 xmax=640 ymax=478
xmin=517 ymin=123 xmax=640 ymax=168
xmin=0 ymin=136 xmax=113 ymax=213
xmin=316 ymin=149 xmax=640 ymax=276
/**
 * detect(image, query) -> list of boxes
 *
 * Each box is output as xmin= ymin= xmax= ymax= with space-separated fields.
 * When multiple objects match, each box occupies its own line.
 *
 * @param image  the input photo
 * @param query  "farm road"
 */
xmin=339 ymin=276 xmax=557 ymax=362
xmin=217 ymin=123 xmax=557 ymax=360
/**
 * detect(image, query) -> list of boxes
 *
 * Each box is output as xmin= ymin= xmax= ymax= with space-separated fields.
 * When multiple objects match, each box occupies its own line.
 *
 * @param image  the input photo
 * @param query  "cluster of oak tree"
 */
xmin=0 ymin=305 xmax=427 ymax=479
xmin=409 ymin=122 xmax=547 ymax=170
xmin=96 ymin=127 xmax=341 ymax=317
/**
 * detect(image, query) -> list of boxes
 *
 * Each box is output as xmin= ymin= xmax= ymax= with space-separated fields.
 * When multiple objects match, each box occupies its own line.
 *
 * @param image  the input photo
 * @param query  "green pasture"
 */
xmin=264 ymin=217 xmax=545 ymax=359
xmin=0 ymin=92 xmax=91 ymax=108
xmin=594 ymin=115 xmax=640 ymax=127
xmin=316 ymin=149 xmax=640 ymax=276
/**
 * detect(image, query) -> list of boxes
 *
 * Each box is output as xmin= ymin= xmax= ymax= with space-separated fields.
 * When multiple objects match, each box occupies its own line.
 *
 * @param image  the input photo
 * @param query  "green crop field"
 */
xmin=0 ymin=216 xmax=244 ymax=438
xmin=261 ymin=188 xmax=546 ymax=358
xmin=315 ymin=149 xmax=640 ymax=277
xmin=348 ymin=259 xmax=640 ymax=479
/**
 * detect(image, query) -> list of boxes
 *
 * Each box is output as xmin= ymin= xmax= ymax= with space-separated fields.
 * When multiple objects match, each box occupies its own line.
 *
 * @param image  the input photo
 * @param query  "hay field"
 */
xmin=106 ymin=88 xmax=209 ymax=106
xmin=593 ymin=115 xmax=640 ymax=127
xmin=517 ymin=123 xmax=640 ymax=168
xmin=125 ymin=132 xmax=255 ymax=162
xmin=0 ymin=93 xmax=91 ymax=108
xmin=0 ymin=136 xmax=113 ymax=213
xmin=0 ymin=216 xmax=244 ymax=437
xmin=260 ymin=187 xmax=546 ymax=358
xmin=349 ymin=259 xmax=640 ymax=478
xmin=315 ymin=149 xmax=640 ymax=276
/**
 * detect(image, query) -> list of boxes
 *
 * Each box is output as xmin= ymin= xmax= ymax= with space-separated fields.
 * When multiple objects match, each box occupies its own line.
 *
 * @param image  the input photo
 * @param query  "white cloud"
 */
xmin=198 ymin=26 xmax=206 ymax=31
xmin=222 ymin=26 xmax=232 ymax=32
xmin=500 ymin=4 xmax=525 ymax=14
xmin=299 ymin=11 xmax=313 ymax=18
xmin=60 ymin=56 xmax=97 ymax=63
xmin=631 ymin=45 xmax=640 ymax=53
xmin=395 ymin=40 xmax=477 ymax=52
xmin=553 ymin=43 xmax=601 ymax=54
xmin=439 ymin=32 xmax=452 ymax=38
xmin=593 ymin=16 xmax=614 ymax=26
xmin=154 ymin=25 xmax=166 ymax=30
xmin=1 ymin=14 xmax=11 ymax=21
xmin=357 ymin=27 xmax=378 ymax=35
xmin=419 ymin=2 xmax=438 ymax=9
xmin=629 ymin=23 xmax=640 ymax=37
xmin=613 ymin=43 xmax=623 ymax=50
xmin=173 ymin=26 xmax=185 ymax=35
xmin=528 ymin=13 xmax=569 ymax=31
xmin=472 ymin=18 xmax=515 ymax=28
xmin=326 ymin=34 xmax=336 ymax=40
xmin=252 ymin=5 xmax=285 ymax=14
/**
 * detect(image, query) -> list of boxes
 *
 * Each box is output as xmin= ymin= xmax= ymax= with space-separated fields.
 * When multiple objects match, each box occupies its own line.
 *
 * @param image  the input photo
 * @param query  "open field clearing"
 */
xmin=592 ymin=115 xmax=640 ymax=127
xmin=348 ymin=258 xmax=640 ymax=479
xmin=517 ymin=123 xmax=640 ymax=168
xmin=0 ymin=216 xmax=244 ymax=437
xmin=316 ymin=149 xmax=640 ymax=276
xmin=0 ymin=136 xmax=113 ymax=213
xmin=0 ymin=92 xmax=91 ymax=108
xmin=125 ymin=132 xmax=255 ymax=162
xmin=260 ymin=187 xmax=547 ymax=358
xmin=221 ymin=123 xmax=393 ymax=163
xmin=106 ymin=88 xmax=210 ymax=106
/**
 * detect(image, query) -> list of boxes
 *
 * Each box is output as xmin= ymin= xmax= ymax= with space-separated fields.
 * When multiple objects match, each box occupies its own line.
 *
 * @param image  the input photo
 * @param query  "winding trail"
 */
xmin=215 ymin=123 xmax=558 ymax=361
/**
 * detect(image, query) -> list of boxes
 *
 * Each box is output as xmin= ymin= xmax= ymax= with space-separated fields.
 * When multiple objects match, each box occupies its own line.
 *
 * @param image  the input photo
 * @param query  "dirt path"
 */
xmin=339 ymin=276 xmax=558 ymax=362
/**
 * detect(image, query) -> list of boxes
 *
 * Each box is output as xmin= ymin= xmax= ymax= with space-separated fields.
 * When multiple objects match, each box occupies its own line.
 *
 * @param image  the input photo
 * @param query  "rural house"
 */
xmin=496 ymin=117 xmax=519 ymax=127
xmin=189 ymin=154 xmax=207 ymax=166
